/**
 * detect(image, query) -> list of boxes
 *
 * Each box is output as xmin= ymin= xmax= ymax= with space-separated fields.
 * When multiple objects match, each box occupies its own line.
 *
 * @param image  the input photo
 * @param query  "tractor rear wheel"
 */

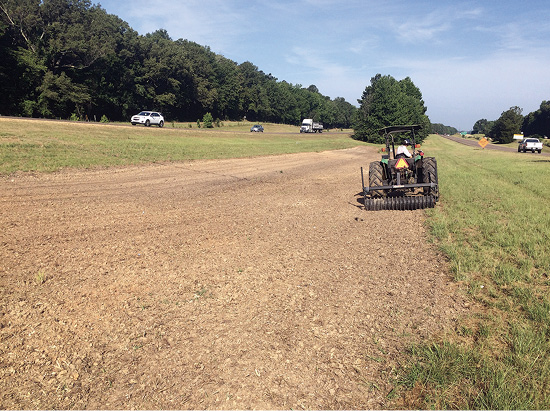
xmin=368 ymin=161 xmax=386 ymax=198
xmin=422 ymin=157 xmax=439 ymax=200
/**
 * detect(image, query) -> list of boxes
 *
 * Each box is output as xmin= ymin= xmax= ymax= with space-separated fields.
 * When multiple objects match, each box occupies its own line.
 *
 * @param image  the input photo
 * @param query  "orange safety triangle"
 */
xmin=395 ymin=158 xmax=409 ymax=169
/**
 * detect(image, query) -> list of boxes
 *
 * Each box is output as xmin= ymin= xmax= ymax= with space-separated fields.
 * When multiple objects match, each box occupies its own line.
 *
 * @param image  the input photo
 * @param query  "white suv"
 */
xmin=131 ymin=111 xmax=164 ymax=127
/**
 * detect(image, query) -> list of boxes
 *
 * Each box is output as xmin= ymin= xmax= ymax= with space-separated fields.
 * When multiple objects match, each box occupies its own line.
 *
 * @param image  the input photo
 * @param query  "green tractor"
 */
xmin=361 ymin=125 xmax=439 ymax=211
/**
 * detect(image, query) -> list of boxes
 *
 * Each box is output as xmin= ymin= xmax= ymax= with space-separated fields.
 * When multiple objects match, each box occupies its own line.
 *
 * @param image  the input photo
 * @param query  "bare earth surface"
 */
xmin=0 ymin=146 xmax=466 ymax=409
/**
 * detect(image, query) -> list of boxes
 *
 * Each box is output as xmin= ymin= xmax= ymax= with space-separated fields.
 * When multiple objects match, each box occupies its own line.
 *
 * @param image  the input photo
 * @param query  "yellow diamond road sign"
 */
xmin=478 ymin=137 xmax=489 ymax=148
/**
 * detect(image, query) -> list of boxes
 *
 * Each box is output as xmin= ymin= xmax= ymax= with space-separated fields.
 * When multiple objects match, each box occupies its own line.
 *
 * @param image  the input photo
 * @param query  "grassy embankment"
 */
xmin=0 ymin=118 xmax=357 ymax=174
xmin=398 ymin=135 xmax=550 ymax=409
xmin=454 ymin=132 xmax=550 ymax=149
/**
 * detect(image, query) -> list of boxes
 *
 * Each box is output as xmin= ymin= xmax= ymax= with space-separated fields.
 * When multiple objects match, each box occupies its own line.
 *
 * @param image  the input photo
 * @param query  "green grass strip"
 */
xmin=0 ymin=119 xmax=361 ymax=174
xmin=398 ymin=135 xmax=550 ymax=409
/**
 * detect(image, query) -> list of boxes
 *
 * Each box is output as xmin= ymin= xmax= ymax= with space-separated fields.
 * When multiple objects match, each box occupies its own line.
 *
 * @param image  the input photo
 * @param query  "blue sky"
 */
xmin=97 ymin=0 xmax=550 ymax=130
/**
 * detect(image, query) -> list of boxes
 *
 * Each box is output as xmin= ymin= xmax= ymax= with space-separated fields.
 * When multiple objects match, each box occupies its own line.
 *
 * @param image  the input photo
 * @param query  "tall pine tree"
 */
xmin=353 ymin=74 xmax=430 ymax=143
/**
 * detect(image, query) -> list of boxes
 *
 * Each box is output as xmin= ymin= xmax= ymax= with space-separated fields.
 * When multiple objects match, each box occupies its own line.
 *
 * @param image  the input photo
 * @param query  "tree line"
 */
xmin=0 ymin=0 xmax=356 ymax=127
xmin=472 ymin=101 xmax=550 ymax=143
xmin=1 ymin=0 xmax=458 ymax=136
xmin=430 ymin=123 xmax=458 ymax=135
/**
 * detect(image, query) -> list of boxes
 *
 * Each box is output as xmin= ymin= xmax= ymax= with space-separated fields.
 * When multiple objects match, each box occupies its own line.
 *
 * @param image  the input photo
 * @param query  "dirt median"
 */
xmin=0 ymin=146 xmax=466 ymax=409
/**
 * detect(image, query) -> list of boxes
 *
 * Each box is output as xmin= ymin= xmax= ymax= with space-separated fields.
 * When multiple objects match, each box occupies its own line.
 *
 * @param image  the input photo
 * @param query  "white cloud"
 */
xmin=348 ymin=37 xmax=380 ymax=55
xmin=120 ymin=0 xmax=254 ymax=51
xmin=388 ymin=4 xmax=486 ymax=45
xmin=282 ymin=46 xmax=370 ymax=103
xmin=457 ymin=7 xmax=484 ymax=18
xmin=394 ymin=16 xmax=450 ymax=44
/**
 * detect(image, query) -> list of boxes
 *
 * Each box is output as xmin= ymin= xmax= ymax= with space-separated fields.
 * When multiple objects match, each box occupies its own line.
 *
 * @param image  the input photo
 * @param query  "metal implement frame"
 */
xmin=361 ymin=166 xmax=437 ymax=193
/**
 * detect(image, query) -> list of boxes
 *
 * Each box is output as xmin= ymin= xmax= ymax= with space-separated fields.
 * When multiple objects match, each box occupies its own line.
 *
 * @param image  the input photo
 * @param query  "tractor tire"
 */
xmin=368 ymin=161 xmax=386 ymax=198
xmin=422 ymin=157 xmax=439 ymax=200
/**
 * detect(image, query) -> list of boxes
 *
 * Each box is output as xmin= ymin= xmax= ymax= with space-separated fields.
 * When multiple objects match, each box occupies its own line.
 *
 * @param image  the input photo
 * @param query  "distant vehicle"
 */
xmin=300 ymin=118 xmax=323 ymax=133
xmin=131 ymin=111 xmax=164 ymax=127
xmin=518 ymin=138 xmax=542 ymax=153
xmin=250 ymin=124 xmax=264 ymax=132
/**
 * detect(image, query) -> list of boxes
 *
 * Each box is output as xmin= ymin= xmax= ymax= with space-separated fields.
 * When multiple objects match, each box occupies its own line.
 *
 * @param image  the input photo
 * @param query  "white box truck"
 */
xmin=300 ymin=119 xmax=323 ymax=133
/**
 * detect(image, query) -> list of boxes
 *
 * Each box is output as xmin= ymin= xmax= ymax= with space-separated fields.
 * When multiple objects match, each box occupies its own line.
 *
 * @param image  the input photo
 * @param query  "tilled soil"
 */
xmin=0 ymin=146 xmax=466 ymax=409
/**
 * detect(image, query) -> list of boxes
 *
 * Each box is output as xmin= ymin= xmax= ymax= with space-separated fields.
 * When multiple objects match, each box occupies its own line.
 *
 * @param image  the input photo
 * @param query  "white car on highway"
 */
xmin=131 ymin=111 xmax=164 ymax=127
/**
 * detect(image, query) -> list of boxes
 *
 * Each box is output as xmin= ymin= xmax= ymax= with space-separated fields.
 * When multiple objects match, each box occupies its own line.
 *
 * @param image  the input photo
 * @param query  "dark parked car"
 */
xmin=250 ymin=124 xmax=264 ymax=132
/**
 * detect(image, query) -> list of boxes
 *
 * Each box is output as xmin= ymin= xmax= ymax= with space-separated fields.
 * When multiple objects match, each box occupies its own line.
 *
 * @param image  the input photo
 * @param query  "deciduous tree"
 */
xmin=522 ymin=101 xmax=550 ymax=138
xmin=353 ymin=74 xmax=430 ymax=143
xmin=489 ymin=106 xmax=523 ymax=143
xmin=472 ymin=118 xmax=494 ymax=135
